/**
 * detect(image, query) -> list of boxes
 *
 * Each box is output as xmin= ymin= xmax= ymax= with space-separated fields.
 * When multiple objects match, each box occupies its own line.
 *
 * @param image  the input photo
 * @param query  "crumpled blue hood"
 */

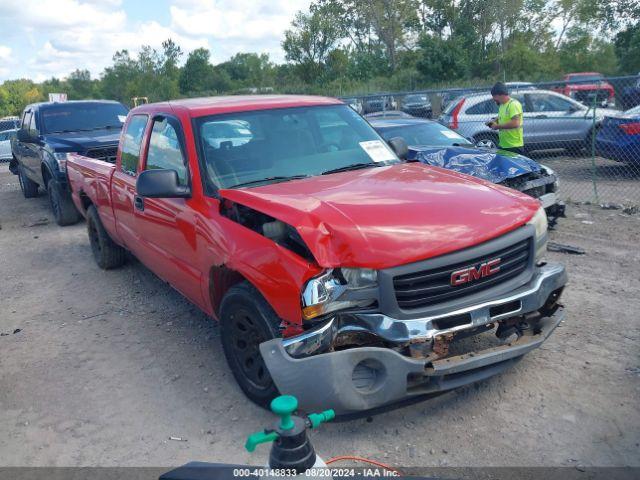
xmin=408 ymin=145 xmax=541 ymax=184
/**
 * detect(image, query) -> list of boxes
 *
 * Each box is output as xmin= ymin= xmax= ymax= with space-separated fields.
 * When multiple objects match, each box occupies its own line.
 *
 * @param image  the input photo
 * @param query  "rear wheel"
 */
xmin=18 ymin=165 xmax=39 ymax=198
xmin=48 ymin=180 xmax=81 ymax=226
xmin=474 ymin=133 xmax=499 ymax=150
xmin=220 ymin=282 xmax=281 ymax=408
xmin=86 ymin=205 xmax=126 ymax=269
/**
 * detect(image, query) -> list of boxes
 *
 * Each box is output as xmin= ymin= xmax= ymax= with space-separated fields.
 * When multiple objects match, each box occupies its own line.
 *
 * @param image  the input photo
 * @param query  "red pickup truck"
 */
xmin=66 ymin=95 xmax=567 ymax=414
xmin=555 ymin=72 xmax=615 ymax=107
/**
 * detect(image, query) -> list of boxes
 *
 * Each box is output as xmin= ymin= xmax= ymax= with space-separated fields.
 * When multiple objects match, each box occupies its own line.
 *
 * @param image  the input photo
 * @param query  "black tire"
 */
xmin=474 ymin=133 xmax=499 ymax=150
xmin=18 ymin=165 xmax=39 ymax=198
xmin=48 ymin=180 xmax=81 ymax=226
xmin=86 ymin=205 xmax=126 ymax=269
xmin=220 ymin=282 xmax=281 ymax=408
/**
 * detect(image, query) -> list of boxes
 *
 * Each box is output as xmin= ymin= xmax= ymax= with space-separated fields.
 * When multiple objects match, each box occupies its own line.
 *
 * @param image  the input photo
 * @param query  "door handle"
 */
xmin=533 ymin=114 xmax=548 ymax=119
xmin=134 ymin=195 xmax=144 ymax=211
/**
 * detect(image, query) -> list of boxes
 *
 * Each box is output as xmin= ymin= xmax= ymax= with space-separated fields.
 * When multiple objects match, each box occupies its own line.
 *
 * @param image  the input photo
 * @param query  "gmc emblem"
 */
xmin=451 ymin=258 xmax=501 ymax=286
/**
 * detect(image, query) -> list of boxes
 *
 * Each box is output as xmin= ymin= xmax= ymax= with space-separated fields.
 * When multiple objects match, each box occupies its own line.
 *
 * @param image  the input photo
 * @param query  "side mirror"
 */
xmin=387 ymin=136 xmax=408 ymax=160
xmin=136 ymin=169 xmax=190 ymax=198
xmin=17 ymin=128 xmax=32 ymax=142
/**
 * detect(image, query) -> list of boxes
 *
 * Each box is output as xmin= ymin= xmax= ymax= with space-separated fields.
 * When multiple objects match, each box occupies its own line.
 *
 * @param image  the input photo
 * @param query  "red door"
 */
xmin=132 ymin=115 xmax=206 ymax=310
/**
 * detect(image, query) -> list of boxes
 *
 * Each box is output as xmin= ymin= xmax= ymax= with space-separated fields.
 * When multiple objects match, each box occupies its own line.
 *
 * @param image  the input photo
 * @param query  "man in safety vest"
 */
xmin=487 ymin=82 xmax=524 ymax=154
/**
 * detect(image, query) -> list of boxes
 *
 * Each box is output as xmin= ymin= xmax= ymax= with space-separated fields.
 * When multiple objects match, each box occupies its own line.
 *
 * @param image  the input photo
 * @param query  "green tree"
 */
xmin=66 ymin=69 xmax=96 ymax=99
xmin=282 ymin=4 xmax=343 ymax=83
xmin=615 ymin=23 xmax=640 ymax=74
xmin=0 ymin=79 xmax=43 ymax=116
xmin=558 ymin=26 xmax=618 ymax=74
xmin=219 ymin=53 xmax=275 ymax=88
xmin=180 ymin=48 xmax=215 ymax=94
xmin=416 ymin=34 xmax=467 ymax=82
xmin=101 ymin=50 xmax=139 ymax=104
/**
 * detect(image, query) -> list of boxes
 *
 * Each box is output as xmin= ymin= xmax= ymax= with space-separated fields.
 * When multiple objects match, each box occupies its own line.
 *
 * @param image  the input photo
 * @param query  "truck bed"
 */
xmin=66 ymin=154 xmax=121 ymax=244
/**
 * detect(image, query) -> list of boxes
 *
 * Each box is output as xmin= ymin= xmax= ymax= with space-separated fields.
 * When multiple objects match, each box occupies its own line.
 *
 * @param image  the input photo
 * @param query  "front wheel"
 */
xmin=220 ymin=282 xmax=281 ymax=408
xmin=48 ymin=180 xmax=81 ymax=226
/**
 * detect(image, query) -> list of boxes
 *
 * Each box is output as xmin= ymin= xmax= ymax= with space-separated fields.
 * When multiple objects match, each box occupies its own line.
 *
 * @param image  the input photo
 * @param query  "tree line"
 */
xmin=1 ymin=0 xmax=639 ymax=117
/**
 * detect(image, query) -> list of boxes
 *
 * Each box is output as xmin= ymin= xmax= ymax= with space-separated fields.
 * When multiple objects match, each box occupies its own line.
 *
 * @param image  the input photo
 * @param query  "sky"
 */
xmin=0 ymin=0 xmax=312 ymax=82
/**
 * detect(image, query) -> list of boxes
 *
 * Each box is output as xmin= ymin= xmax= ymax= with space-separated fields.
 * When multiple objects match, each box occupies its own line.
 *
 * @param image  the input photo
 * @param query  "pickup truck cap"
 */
xmin=221 ymin=162 xmax=539 ymax=270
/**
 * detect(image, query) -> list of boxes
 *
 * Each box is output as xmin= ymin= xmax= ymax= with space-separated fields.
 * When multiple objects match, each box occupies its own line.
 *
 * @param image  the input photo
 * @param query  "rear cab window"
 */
xmin=120 ymin=115 xmax=148 ymax=175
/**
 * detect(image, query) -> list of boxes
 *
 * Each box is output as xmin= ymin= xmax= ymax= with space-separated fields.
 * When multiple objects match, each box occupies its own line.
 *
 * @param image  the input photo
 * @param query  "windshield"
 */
xmin=567 ymin=74 xmax=603 ymax=83
xmin=376 ymin=122 xmax=472 ymax=147
xmin=41 ymin=103 xmax=129 ymax=134
xmin=197 ymin=104 xmax=399 ymax=189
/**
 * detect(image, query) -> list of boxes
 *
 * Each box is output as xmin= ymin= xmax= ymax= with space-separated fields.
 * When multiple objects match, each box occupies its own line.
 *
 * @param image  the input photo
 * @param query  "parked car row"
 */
xmin=9 ymin=94 xmax=567 ymax=415
xmin=342 ymin=72 xmax=640 ymax=124
xmin=439 ymin=88 xmax=619 ymax=154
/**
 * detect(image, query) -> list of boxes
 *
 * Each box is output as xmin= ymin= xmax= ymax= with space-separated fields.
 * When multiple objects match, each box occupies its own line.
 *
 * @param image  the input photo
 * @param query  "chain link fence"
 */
xmin=343 ymin=74 xmax=640 ymax=207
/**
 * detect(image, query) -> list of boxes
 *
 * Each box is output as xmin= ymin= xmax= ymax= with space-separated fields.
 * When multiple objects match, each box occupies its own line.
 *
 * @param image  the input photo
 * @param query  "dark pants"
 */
xmin=499 ymin=146 xmax=524 ymax=155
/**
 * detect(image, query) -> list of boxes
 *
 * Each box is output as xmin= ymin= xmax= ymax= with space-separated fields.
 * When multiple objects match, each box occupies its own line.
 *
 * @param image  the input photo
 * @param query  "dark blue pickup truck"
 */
xmin=10 ymin=100 xmax=128 ymax=225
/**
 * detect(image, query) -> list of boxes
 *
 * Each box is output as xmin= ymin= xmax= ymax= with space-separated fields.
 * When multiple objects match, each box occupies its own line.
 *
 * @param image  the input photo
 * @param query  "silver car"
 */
xmin=438 ymin=89 xmax=619 ymax=152
xmin=0 ymin=129 xmax=17 ymax=162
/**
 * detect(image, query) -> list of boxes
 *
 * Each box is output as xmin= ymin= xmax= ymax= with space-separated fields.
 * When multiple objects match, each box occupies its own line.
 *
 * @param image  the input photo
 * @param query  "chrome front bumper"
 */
xmin=260 ymin=262 xmax=567 ymax=414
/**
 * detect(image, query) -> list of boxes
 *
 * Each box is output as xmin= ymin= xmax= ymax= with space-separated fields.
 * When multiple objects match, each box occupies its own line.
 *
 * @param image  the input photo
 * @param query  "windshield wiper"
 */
xmin=321 ymin=162 xmax=379 ymax=175
xmin=231 ymin=174 xmax=310 ymax=189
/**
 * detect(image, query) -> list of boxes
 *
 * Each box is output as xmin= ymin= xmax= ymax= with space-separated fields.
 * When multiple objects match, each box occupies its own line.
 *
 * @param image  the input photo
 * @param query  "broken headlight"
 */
xmin=540 ymin=164 xmax=559 ymax=191
xmin=527 ymin=206 xmax=548 ymax=261
xmin=301 ymin=268 xmax=378 ymax=320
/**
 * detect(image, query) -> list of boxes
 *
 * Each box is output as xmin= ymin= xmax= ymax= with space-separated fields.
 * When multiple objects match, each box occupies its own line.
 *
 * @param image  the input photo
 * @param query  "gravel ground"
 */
xmin=0 ymin=163 xmax=639 ymax=469
xmin=530 ymin=153 xmax=640 ymax=205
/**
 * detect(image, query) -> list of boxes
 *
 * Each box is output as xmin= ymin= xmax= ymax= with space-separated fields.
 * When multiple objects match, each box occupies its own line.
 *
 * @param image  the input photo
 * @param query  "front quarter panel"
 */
xmin=195 ymin=197 xmax=322 ymax=325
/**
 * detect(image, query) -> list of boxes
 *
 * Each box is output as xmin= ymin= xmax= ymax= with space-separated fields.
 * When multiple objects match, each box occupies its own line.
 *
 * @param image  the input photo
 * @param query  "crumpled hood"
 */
xmin=43 ymin=128 xmax=121 ymax=152
xmin=220 ymin=163 xmax=539 ymax=270
xmin=408 ymin=145 xmax=541 ymax=184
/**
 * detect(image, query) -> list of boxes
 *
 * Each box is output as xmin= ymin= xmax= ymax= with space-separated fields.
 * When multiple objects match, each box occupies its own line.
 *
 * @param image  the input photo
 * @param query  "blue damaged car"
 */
xmin=371 ymin=117 xmax=565 ymax=226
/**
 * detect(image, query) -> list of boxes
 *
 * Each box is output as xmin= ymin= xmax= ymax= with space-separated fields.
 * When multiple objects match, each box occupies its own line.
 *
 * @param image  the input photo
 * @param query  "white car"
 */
xmin=0 ymin=129 xmax=17 ymax=162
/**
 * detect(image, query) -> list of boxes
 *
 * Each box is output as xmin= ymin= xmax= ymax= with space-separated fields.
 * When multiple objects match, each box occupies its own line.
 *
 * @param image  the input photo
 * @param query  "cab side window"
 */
xmin=120 ymin=115 xmax=148 ymax=176
xmin=145 ymin=118 xmax=188 ymax=185
xmin=29 ymin=113 xmax=37 ymax=133
xmin=21 ymin=111 xmax=32 ymax=131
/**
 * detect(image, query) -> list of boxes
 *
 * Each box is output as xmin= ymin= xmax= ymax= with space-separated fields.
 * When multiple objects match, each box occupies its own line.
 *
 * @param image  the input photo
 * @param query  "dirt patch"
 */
xmin=0 ymin=164 xmax=638 ymax=468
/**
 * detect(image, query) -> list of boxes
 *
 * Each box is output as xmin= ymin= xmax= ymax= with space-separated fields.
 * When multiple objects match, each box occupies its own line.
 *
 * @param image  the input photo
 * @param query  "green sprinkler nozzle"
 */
xmin=307 ymin=409 xmax=335 ymax=429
